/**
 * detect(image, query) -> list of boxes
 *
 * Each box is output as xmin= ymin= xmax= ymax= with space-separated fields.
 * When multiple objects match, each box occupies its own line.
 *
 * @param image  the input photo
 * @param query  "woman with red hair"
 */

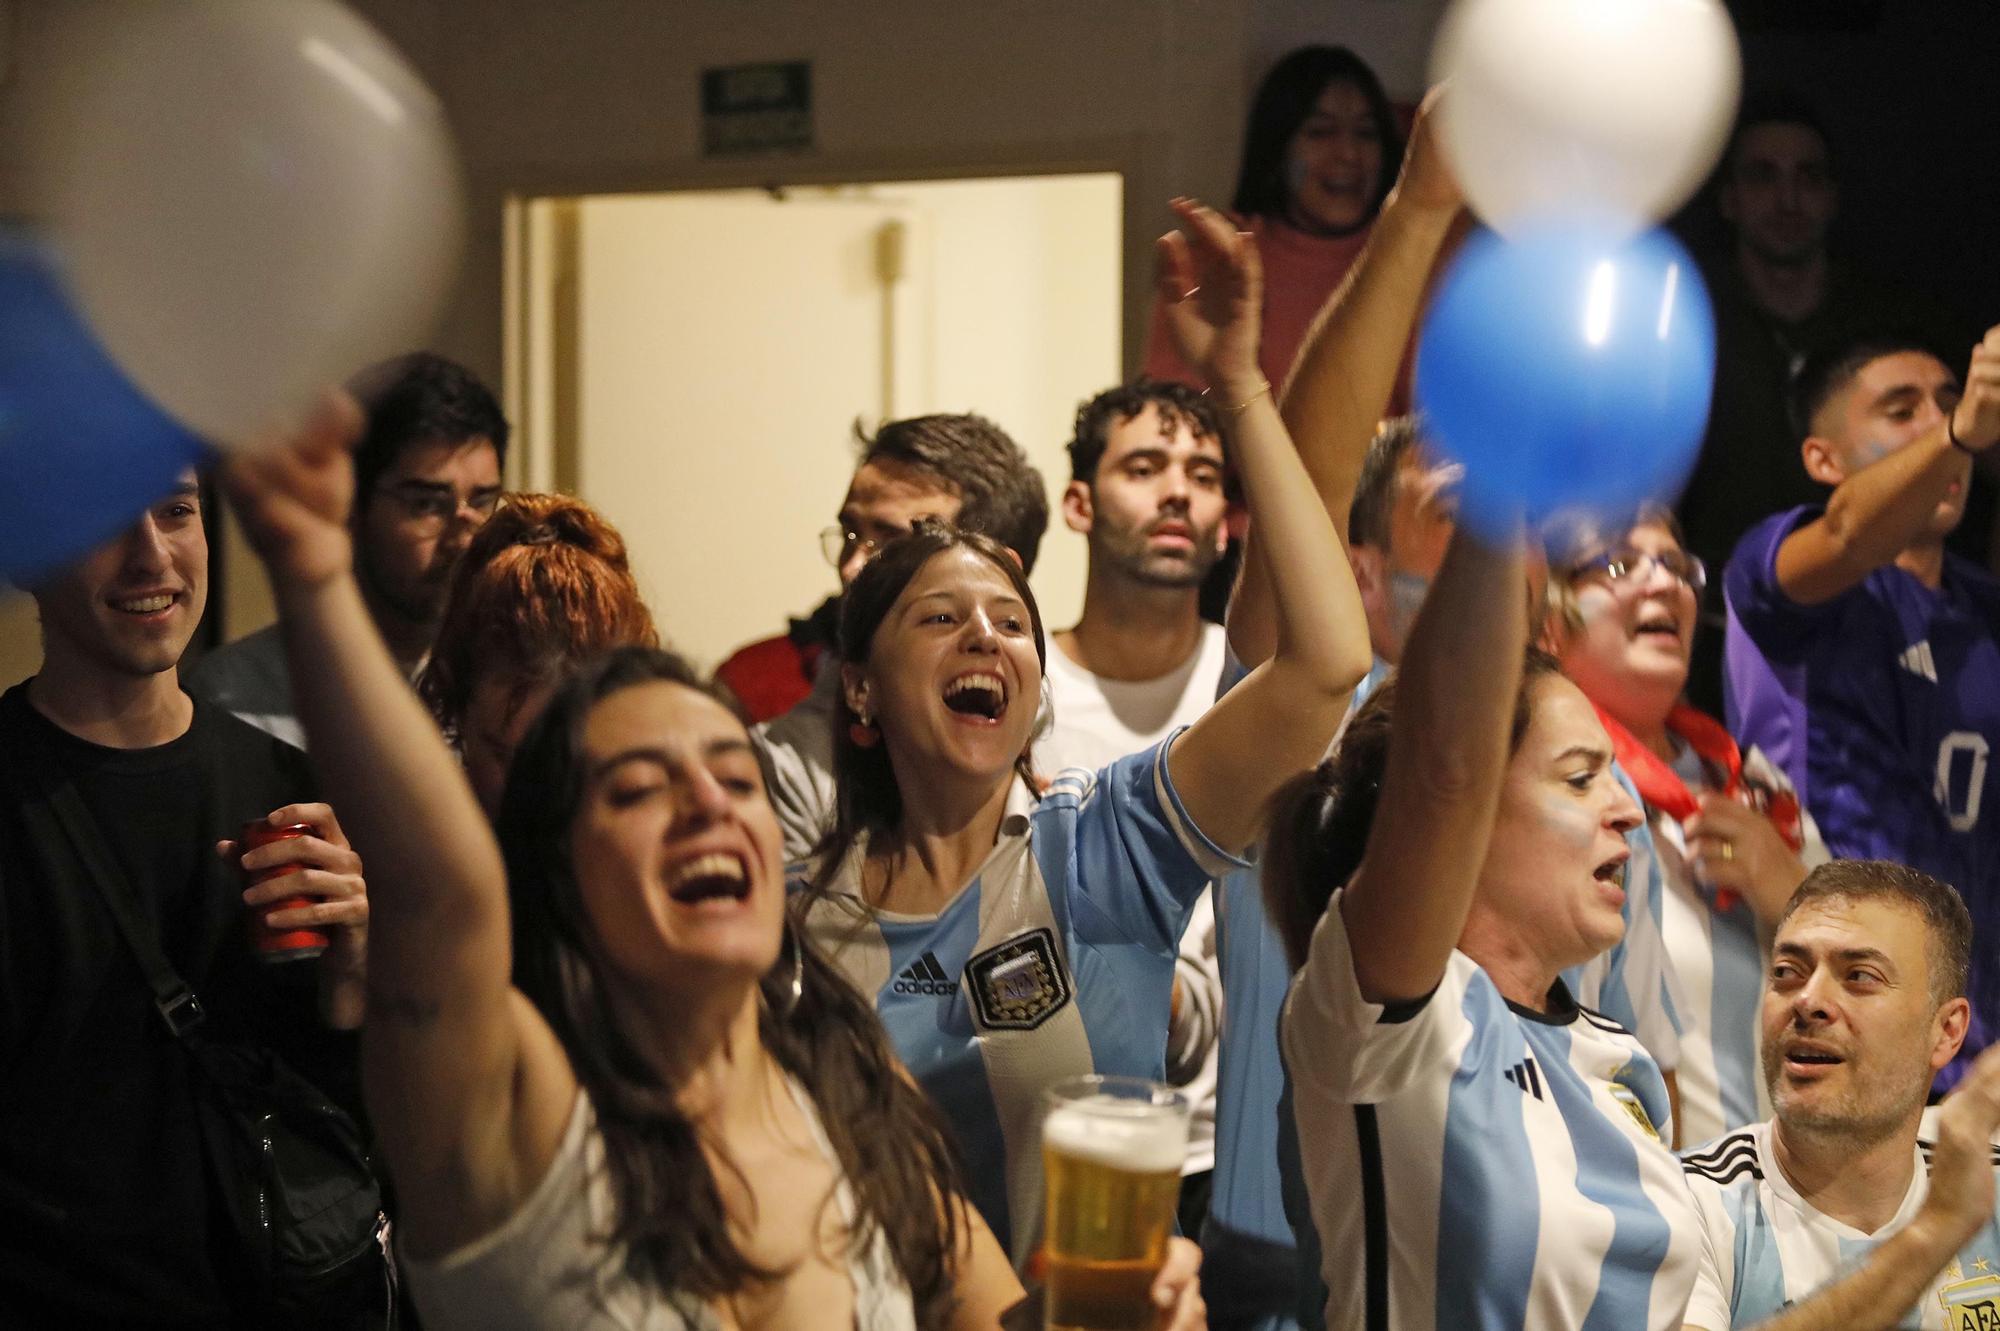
xmin=419 ymin=493 xmax=659 ymax=812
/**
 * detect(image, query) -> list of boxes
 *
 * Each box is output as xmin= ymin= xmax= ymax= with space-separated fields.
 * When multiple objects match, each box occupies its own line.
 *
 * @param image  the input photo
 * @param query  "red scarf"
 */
xmin=1592 ymin=700 xmax=1803 ymax=852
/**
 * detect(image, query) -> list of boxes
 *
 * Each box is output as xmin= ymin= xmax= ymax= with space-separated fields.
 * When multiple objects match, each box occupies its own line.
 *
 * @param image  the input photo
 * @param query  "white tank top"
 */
xmin=404 ymin=1078 xmax=918 ymax=1330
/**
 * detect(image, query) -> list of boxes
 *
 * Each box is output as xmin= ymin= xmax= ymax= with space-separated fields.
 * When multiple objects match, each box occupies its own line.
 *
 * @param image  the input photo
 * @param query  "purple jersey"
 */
xmin=1724 ymin=505 xmax=2000 ymax=1089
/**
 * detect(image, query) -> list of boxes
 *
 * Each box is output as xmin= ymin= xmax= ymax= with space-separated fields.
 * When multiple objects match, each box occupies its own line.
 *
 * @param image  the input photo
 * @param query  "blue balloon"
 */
xmin=1415 ymin=224 xmax=1716 ymax=536
xmin=0 ymin=230 xmax=208 ymax=583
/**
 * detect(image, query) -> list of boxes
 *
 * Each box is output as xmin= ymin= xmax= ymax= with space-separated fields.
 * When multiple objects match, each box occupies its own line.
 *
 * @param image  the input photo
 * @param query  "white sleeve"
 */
xmin=1682 ymin=1181 xmax=1734 ymax=1331
xmin=753 ymin=715 xmax=837 ymax=865
xmin=1281 ymin=886 xmax=1474 ymax=1107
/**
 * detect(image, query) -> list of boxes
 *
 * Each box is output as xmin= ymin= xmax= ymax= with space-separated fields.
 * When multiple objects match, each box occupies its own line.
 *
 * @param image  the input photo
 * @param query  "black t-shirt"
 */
xmin=0 ymin=683 xmax=361 ymax=1328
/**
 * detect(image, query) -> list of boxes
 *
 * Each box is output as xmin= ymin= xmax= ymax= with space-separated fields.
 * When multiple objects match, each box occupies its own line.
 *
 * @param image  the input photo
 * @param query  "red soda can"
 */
xmin=241 ymin=821 xmax=329 ymax=962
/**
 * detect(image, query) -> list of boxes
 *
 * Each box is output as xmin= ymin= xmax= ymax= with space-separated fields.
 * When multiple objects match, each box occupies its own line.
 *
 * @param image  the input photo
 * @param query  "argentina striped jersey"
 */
xmin=795 ymin=734 xmax=1244 ymax=1267
xmin=1682 ymin=1122 xmax=2000 ymax=1329
xmin=1283 ymin=889 xmax=1699 ymax=1331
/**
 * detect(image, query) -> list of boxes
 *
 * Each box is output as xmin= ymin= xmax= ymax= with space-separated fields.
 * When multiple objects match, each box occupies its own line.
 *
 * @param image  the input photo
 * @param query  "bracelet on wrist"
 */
xmin=1209 ymin=379 xmax=1272 ymax=415
xmin=1948 ymin=411 xmax=1981 ymax=455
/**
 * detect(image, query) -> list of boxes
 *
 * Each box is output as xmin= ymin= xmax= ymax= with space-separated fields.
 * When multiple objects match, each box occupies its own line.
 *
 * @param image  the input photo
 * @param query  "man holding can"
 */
xmin=0 ymin=471 xmax=376 ymax=1327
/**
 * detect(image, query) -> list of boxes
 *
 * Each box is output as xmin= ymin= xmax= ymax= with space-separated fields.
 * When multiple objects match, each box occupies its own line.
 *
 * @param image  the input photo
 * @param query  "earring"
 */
xmin=849 ymin=707 xmax=878 ymax=748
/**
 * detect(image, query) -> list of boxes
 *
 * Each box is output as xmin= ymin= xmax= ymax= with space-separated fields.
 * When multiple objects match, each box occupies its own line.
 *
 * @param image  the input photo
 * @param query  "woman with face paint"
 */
xmin=1265 ymin=521 xmax=1703 ymax=1331
xmin=1140 ymin=46 xmax=1404 ymax=394
xmin=1544 ymin=506 xmax=1827 ymax=1149
xmin=796 ymin=197 xmax=1372 ymax=1271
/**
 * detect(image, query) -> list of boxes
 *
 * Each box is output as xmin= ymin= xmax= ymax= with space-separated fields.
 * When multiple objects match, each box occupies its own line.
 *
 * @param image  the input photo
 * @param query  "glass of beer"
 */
xmin=1041 ymin=1075 xmax=1188 ymax=1331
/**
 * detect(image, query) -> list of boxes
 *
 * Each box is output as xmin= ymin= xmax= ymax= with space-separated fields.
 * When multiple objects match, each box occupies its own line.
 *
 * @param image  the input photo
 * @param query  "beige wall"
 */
xmin=564 ymin=175 xmax=1119 ymax=669
xmin=337 ymin=0 xmax=1254 ymax=391
xmin=0 ymin=0 xmax=1452 ymax=666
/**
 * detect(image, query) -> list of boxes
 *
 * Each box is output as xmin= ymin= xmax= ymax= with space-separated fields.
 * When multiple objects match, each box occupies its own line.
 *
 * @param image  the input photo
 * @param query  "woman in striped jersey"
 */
xmin=1544 ymin=506 xmax=1827 ymax=1148
xmin=1266 ymin=524 xmax=1702 ymax=1331
xmin=222 ymin=399 xmax=1215 ymax=1329
xmin=795 ymin=197 xmax=1373 ymax=1267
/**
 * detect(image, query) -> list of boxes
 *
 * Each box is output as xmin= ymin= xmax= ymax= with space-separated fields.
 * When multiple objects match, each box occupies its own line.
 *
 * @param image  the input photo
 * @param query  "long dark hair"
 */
xmin=809 ymin=524 xmax=1047 ymax=892
xmin=497 ymin=647 xmax=968 ymax=1325
xmin=1231 ymin=45 xmax=1402 ymax=223
xmin=1262 ymin=649 xmax=1561 ymax=970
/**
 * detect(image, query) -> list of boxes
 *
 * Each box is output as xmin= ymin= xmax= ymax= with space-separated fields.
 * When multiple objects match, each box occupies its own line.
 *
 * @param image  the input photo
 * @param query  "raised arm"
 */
xmin=1158 ymin=198 xmax=1373 ymax=854
xmin=1689 ymin=1044 xmax=2000 ymax=1331
xmin=1228 ymin=90 xmax=1464 ymax=666
xmin=1340 ymin=527 xmax=1527 ymax=1004
xmin=1776 ymin=324 xmax=2000 ymax=605
xmin=222 ymin=396 xmax=575 ymax=1252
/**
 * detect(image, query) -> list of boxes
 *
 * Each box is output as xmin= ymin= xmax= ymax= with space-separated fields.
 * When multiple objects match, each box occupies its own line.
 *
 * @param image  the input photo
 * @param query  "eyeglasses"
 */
xmin=820 ymin=524 xmax=910 ymax=568
xmin=1575 ymin=545 xmax=1707 ymax=595
xmin=377 ymin=483 xmax=503 ymax=532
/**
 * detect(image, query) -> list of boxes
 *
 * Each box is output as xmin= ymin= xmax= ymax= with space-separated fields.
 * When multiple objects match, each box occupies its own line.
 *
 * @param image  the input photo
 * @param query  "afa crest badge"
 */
xmin=1606 ymin=1075 xmax=1660 ymax=1142
xmin=1940 ymin=1269 xmax=2000 ymax=1330
xmin=966 ymin=928 xmax=1072 ymax=1031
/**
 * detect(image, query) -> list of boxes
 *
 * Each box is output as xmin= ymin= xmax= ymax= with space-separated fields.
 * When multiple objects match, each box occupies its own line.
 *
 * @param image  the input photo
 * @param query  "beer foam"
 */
xmin=1043 ymin=1096 xmax=1186 ymax=1173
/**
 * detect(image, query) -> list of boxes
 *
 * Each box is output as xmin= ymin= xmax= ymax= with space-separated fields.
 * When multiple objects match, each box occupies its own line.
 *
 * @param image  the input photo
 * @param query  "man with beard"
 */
xmin=1040 ymin=379 xmax=1233 ymax=775
xmin=190 ymin=354 xmax=507 ymax=747
xmin=1680 ymin=860 xmax=2000 ymax=1330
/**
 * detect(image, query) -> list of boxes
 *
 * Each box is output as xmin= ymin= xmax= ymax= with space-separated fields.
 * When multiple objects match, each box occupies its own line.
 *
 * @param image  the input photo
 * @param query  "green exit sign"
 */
xmin=701 ymin=61 xmax=812 ymax=156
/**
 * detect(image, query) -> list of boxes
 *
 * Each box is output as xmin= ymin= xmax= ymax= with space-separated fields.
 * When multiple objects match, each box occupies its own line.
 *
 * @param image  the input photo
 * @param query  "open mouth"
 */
xmin=1782 ymin=1043 xmax=1845 ymax=1073
xmin=943 ymin=671 xmax=1008 ymax=723
xmin=1593 ymin=853 xmax=1629 ymax=891
xmin=110 ymin=592 xmax=177 ymax=616
xmin=666 ymin=852 xmax=750 ymax=905
xmin=1633 ymin=609 xmax=1681 ymax=642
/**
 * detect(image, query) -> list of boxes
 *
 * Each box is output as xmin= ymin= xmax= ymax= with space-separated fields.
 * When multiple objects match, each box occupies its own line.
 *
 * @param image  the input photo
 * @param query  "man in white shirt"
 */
xmin=1040 ymin=378 xmax=1231 ymax=1230
xmin=1681 ymin=858 xmax=2000 ymax=1330
xmin=1041 ymin=379 xmax=1231 ymax=775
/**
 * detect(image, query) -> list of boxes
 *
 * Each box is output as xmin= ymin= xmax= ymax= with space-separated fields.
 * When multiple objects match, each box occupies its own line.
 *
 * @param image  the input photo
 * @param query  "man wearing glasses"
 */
xmin=190 ymin=353 xmax=508 ymax=748
xmin=1724 ymin=322 xmax=2000 ymax=1095
xmin=745 ymin=413 xmax=1047 ymax=862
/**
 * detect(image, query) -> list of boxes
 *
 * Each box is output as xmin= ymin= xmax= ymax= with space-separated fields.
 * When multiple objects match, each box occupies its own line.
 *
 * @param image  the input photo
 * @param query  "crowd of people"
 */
xmin=6 ymin=46 xmax=2000 ymax=1331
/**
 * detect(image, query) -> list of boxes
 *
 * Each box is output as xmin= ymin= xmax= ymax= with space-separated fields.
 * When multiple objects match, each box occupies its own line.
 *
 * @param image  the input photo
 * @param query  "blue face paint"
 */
xmin=1851 ymin=438 xmax=1897 ymax=468
xmin=1388 ymin=570 xmax=1431 ymax=649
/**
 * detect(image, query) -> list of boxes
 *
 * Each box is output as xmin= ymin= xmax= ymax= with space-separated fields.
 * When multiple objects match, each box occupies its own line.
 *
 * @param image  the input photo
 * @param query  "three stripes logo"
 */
xmin=894 ymin=952 xmax=958 ymax=997
xmin=1502 ymin=1055 xmax=1545 ymax=1102
xmin=1682 ymin=1131 xmax=1763 ymax=1187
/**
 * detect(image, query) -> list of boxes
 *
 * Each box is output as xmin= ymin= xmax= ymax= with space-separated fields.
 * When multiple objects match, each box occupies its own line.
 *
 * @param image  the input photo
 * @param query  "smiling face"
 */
xmin=567 ymin=680 xmax=786 ymax=990
xmin=1283 ymin=79 xmax=1387 ymax=233
xmin=848 ymin=546 xmax=1043 ymax=790
xmin=1556 ymin=520 xmax=1699 ymax=733
xmin=1721 ymin=121 xmax=1837 ymax=267
xmin=32 ymin=473 xmax=207 ymax=685
xmin=1475 ymin=675 xmax=1644 ymax=974
xmin=1807 ymin=350 xmax=1968 ymax=539
xmin=1762 ymin=896 xmax=1962 ymax=1139
xmin=1068 ymin=403 xmax=1228 ymax=589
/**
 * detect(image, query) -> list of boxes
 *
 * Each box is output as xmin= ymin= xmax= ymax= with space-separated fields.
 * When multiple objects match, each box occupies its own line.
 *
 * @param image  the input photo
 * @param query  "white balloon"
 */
xmin=24 ymin=0 xmax=463 ymax=449
xmin=1431 ymin=0 xmax=1741 ymax=236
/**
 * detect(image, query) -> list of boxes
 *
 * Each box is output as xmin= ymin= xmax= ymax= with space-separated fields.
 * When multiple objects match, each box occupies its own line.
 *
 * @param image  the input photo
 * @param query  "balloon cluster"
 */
xmin=1417 ymin=0 xmax=1741 ymax=535
xmin=2 ymin=0 xmax=461 ymax=581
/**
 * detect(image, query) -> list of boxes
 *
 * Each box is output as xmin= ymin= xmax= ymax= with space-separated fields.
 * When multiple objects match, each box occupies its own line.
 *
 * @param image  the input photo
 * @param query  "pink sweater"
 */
xmin=1142 ymin=215 xmax=1372 ymax=393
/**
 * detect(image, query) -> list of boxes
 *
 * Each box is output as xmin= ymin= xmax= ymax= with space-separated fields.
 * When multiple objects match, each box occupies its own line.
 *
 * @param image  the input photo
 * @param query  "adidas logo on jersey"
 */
xmin=1502 ymin=1056 xmax=1544 ymax=1101
xmin=1900 ymin=640 xmax=1939 ymax=683
xmin=894 ymin=952 xmax=958 ymax=996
